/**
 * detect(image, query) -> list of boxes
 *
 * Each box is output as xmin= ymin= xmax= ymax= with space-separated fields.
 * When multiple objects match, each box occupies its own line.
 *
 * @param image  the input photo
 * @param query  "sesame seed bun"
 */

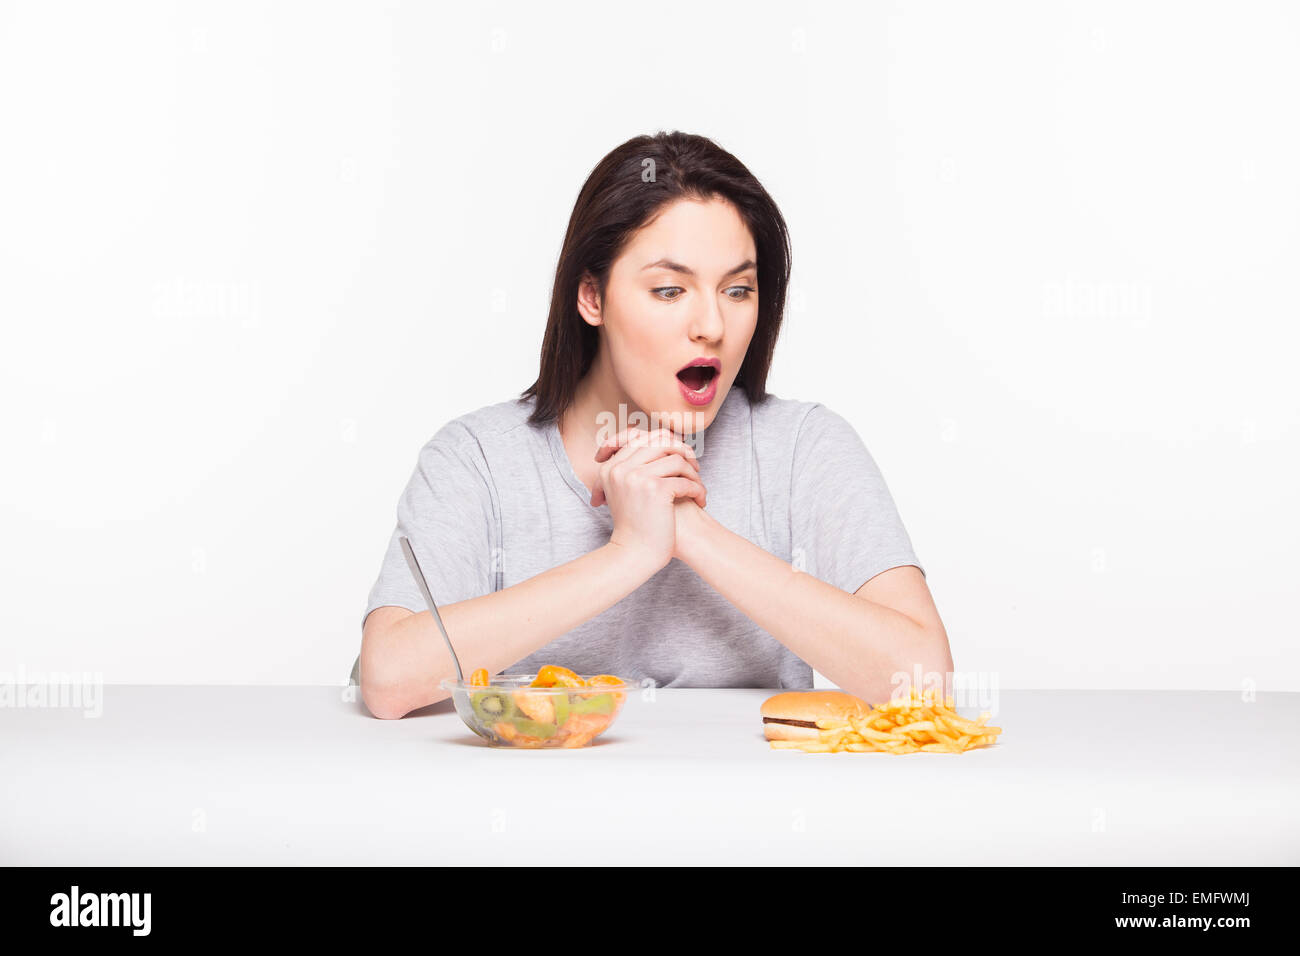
xmin=761 ymin=690 xmax=873 ymax=741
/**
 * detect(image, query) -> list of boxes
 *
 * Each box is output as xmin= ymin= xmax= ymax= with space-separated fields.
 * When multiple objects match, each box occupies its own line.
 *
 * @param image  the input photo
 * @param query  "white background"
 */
xmin=2 ymin=1 xmax=1295 ymax=690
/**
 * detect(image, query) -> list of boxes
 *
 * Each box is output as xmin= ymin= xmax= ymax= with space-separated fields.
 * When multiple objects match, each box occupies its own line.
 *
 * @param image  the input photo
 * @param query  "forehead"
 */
xmin=618 ymin=197 xmax=756 ymax=273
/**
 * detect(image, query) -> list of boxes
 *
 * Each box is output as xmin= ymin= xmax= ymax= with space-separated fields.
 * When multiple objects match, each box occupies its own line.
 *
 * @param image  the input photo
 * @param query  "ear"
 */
xmin=576 ymin=273 xmax=603 ymax=328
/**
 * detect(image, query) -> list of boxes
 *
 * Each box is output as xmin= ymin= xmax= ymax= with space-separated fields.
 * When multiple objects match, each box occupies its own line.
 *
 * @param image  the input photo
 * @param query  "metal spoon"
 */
xmin=399 ymin=535 xmax=464 ymax=683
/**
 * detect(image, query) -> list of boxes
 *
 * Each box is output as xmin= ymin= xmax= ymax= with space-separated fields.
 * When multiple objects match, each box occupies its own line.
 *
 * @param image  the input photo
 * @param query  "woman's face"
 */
xmin=577 ymin=196 xmax=759 ymax=433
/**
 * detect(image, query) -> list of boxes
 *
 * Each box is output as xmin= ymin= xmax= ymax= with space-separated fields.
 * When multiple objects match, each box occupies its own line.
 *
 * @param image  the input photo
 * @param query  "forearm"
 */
xmin=676 ymin=508 xmax=951 ymax=705
xmin=363 ymin=540 xmax=661 ymax=715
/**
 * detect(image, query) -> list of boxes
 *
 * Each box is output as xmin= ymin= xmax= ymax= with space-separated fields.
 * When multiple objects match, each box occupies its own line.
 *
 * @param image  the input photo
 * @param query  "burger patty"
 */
xmin=762 ymin=717 xmax=819 ymax=728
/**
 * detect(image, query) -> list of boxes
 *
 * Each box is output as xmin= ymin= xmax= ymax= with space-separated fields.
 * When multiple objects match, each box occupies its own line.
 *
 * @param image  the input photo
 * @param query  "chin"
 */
xmin=686 ymin=407 xmax=718 ymax=433
xmin=672 ymin=404 xmax=717 ymax=436
xmin=638 ymin=384 xmax=726 ymax=436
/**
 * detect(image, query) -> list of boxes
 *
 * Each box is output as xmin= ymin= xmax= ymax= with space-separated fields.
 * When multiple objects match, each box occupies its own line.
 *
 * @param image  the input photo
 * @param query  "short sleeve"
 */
xmin=348 ymin=421 xmax=499 ymax=684
xmin=789 ymin=404 xmax=924 ymax=596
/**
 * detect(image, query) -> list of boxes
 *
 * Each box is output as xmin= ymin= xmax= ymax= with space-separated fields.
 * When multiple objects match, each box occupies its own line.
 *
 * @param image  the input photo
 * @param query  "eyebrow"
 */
xmin=641 ymin=257 xmax=756 ymax=278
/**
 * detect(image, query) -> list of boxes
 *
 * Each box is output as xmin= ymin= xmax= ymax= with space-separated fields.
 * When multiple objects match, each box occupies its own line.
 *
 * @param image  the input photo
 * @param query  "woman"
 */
xmin=352 ymin=131 xmax=953 ymax=719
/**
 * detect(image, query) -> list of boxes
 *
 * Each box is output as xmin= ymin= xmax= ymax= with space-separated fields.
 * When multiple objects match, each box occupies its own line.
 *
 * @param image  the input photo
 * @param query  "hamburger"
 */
xmin=761 ymin=690 xmax=873 ymax=742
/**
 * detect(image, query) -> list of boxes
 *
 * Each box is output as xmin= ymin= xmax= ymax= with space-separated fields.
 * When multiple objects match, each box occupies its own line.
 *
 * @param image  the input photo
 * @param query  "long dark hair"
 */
xmin=520 ymin=130 xmax=793 ymax=427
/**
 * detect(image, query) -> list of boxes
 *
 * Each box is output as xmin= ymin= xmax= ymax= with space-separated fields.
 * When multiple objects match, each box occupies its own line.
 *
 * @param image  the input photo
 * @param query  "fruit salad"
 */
xmin=451 ymin=666 xmax=629 ymax=749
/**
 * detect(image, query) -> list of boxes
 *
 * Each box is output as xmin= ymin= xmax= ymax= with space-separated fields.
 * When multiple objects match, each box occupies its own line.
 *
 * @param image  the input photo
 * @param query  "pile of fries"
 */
xmin=769 ymin=687 xmax=1003 ymax=754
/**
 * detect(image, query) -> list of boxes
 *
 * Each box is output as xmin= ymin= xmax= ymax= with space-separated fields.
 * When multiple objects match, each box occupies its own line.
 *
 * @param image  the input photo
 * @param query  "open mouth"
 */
xmin=676 ymin=365 xmax=719 ymax=393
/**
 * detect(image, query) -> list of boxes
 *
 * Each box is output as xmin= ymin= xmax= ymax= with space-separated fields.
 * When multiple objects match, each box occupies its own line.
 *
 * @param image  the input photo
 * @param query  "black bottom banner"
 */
xmin=0 ymin=864 xmax=1285 ymax=940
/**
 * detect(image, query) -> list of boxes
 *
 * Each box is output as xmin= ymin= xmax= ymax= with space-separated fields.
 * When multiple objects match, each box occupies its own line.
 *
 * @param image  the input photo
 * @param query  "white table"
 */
xmin=3 ymin=687 xmax=1296 ymax=865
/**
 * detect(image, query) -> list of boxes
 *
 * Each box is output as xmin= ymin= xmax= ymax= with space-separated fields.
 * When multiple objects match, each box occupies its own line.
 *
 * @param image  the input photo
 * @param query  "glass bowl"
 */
xmin=440 ymin=673 xmax=632 ymax=748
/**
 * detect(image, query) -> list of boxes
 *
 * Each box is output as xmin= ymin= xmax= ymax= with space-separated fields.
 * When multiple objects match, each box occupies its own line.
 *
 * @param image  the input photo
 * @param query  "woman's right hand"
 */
xmin=591 ymin=426 xmax=707 ymax=571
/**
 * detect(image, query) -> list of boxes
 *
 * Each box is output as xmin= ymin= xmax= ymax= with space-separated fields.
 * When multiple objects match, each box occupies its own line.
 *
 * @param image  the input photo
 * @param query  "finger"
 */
xmin=595 ymin=462 xmax=707 ymax=509
xmin=594 ymin=426 xmax=690 ymax=459
xmin=593 ymin=427 xmax=643 ymax=464
xmin=593 ymin=444 xmax=697 ymax=508
xmin=640 ymin=453 xmax=706 ymax=486
xmin=596 ymin=435 xmax=656 ymax=469
xmin=605 ymin=445 xmax=699 ymax=503
xmin=596 ymin=427 xmax=699 ymax=470
xmin=665 ymin=476 xmax=708 ymax=509
xmin=643 ymin=427 xmax=700 ymax=469
xmin=615 ymin=443 xmax=676 ymax=473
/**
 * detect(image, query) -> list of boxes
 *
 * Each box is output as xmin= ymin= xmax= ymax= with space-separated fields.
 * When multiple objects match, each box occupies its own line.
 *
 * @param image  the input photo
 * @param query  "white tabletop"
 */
xmin=3 ymin=686 xmax=1296 ymax=865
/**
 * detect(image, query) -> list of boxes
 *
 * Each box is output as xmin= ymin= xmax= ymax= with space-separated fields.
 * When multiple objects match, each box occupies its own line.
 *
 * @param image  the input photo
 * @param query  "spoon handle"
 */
xmin=399 ymin=536 xmax=465 ymax=683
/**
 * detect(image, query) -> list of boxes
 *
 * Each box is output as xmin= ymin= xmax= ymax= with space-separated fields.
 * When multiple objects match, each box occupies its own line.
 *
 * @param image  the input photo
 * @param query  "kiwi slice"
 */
xmin=552 ymin=690 xmax=571 ymax=728
xmin=471 ymin=690 xmax=515 ymax=726
xmin=570 ymin=693 xmax=615 ymax=715
xmin=511 ymin=717 xmax=558 ymax=739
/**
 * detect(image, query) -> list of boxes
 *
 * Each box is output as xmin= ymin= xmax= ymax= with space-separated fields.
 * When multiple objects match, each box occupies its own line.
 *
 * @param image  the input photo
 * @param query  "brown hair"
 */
xmin=519 ymin=130 xmax=793 ymax=427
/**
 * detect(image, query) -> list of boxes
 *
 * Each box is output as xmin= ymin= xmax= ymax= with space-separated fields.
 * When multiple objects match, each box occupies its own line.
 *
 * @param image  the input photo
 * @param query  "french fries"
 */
xmin=771 ymin=687 xmax=1002 ymax=754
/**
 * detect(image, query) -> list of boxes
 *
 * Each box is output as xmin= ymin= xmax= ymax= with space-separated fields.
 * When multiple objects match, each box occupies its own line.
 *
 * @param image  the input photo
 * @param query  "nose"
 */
xmin=688 ymin=296 xmax=725 ymax=345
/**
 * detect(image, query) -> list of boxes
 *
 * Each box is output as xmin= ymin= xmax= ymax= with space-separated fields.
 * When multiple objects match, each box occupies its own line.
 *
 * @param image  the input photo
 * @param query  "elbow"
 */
xmin=361 ymin=679 xmax=409 ymax=720
xmin=914 ymin=624 xmax=955 ymax=688
xmin=360 ymin=669 xmax=453 ymax=719
xmin=356 ymin=627 xmax=454 ymax=719
xmin=359 ymin=654 xmax=414 ymax=719
xmin=888 ymin=623 xmax=954 ymax=692
xmin=358 ymin=630 xmax=414 ymax=719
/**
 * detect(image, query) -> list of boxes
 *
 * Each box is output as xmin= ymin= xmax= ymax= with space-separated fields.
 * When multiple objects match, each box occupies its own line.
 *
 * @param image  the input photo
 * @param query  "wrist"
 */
xmin=673 ymin=502 xmax=713 ymax=565
xmin=605 ymin=537 xmax=667 ymax=579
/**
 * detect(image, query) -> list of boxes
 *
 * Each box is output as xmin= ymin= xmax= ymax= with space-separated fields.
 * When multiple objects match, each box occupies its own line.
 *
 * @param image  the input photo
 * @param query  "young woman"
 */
xmin=352 ymin=131 xmax=953 ymax=719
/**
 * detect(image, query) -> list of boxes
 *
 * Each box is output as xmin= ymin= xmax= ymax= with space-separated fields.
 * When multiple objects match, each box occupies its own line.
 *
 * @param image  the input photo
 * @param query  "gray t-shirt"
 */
xmin=349 ymin=385 xmax=924 ymax=689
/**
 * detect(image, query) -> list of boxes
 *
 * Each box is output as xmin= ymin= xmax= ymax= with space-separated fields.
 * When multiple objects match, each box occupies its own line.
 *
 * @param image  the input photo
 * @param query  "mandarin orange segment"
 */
xmin=469 ymin=668 xmax=490 ymax=687
xmin=533 ymin=664 xmax=583 ymax=688
xmin=513 ymin=689 xmax=556 ymax=724
xmin=559 ymin=712 xmax=610 ymax=748
xmin=577 ymin=673 xmax=625 ymax=699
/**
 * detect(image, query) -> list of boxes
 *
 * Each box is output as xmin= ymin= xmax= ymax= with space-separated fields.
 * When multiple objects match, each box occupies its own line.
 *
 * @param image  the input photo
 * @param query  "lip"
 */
xmin=677 ymin=375 xmax=718 ymax=406
xmin=677 ymin=357 xmax=723 ymax=375
xmin=676 ymin=358 xmax=721 ymax=406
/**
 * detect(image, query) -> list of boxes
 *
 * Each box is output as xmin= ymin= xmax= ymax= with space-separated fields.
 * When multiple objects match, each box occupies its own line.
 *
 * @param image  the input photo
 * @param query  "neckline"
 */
xmin=546 ymin=411 xmax=612 ymax=521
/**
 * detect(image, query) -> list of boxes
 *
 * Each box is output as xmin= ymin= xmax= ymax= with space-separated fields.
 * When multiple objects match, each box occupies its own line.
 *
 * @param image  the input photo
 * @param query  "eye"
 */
xmin=652 ymin=285 xmax=756 ymax=302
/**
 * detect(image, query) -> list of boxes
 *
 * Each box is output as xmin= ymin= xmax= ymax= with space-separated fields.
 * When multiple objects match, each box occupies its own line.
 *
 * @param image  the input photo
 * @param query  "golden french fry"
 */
xmin=857 ymin=726 xmax=901 ymax=743
xmin=931 ymin=715 xmax=957 ymax=735
xmin=817 ymin=717 xmax=853 ymax=729
xmin=942 ymin=714 xmax=991 ymax=734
